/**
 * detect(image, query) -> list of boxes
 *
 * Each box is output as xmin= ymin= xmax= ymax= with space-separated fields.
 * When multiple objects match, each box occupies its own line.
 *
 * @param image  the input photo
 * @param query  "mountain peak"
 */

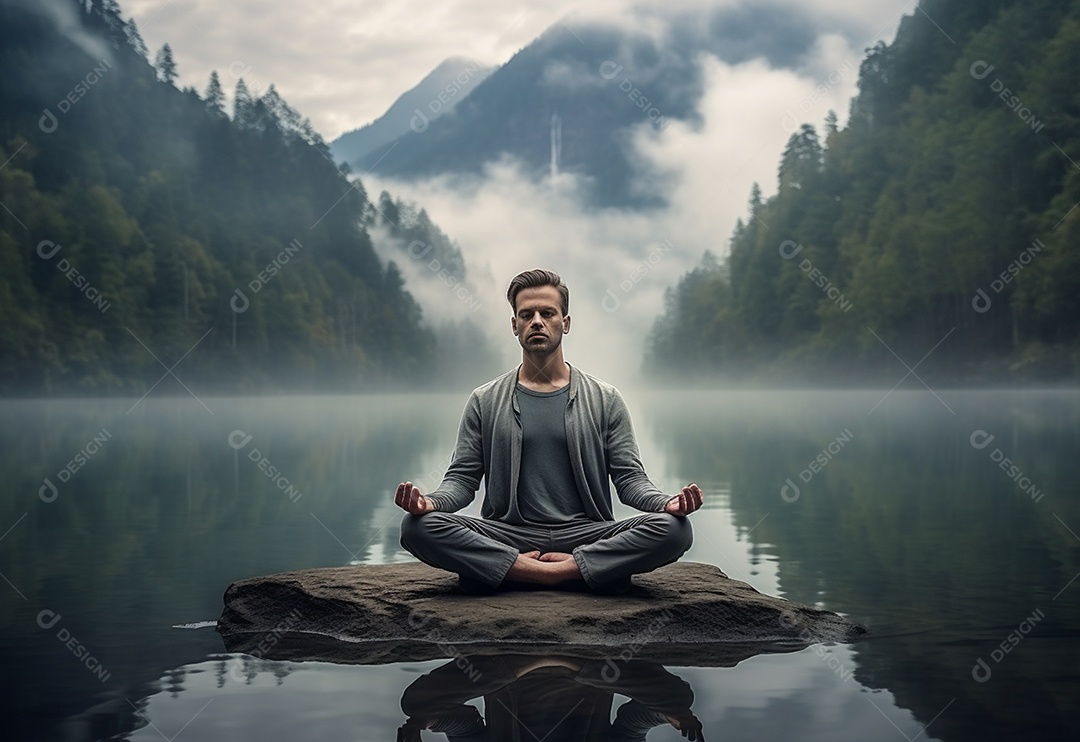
xmin=331 ymin=56 xmax=495 ymax=166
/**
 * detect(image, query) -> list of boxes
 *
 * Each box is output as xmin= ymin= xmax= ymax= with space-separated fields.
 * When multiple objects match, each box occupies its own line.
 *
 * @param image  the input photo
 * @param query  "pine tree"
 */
xmin=154 ymin=43 xmax=177 ymax=85
xmin=124 ymin=18 xmax=148 ymax=59
xmin=778 ymin=124 xmax=823 ymax=191
xmin=204 ymin=71 xmax=226 ymax=117
xmin=233 ymin=78 xmax=253 ymax=126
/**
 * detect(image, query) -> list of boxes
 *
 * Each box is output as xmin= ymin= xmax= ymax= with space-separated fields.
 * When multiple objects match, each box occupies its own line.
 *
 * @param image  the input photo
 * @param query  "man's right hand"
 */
xmin=395 ymin=480 xmax=434 ymax=514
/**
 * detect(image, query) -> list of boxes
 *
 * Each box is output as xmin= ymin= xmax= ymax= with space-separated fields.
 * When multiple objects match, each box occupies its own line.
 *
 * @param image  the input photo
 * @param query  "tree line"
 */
xmin=647 ymin=0 xmax=1080 ymax=384
xmin=0 ymin=0 xmax=457 ymax=393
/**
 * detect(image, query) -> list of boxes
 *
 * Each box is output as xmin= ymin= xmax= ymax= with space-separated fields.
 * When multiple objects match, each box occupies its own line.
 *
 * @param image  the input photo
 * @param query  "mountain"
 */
xmin=331 ymin=57 xmax=494 ymax=169
xmin=346 ymin=4 xmax=859 ymax=207
xmin=348 ymin=23 xmax=699 ymax=207
xmin=0 ymin=0 xmax=487 ymax=393
xmin=645 ymin=0 xmax=1080 ymax=383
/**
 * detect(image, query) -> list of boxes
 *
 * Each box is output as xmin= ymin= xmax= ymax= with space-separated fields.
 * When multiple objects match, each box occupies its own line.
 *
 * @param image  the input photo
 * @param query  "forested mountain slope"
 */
xmin=648 ymin=0 xmax=1080 ymax=384
xmin=0 ymin=0 xmax=459 ymax=393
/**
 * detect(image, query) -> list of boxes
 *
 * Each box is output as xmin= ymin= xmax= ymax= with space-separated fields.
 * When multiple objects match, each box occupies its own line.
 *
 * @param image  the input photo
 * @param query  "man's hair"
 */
xmin=506 ymin=269 xmax=569 ymax=315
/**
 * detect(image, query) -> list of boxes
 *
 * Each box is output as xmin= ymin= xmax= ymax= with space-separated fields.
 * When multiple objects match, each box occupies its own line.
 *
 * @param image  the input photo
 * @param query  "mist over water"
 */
xmin=4 ymin=389 xmax=1078 ymax=740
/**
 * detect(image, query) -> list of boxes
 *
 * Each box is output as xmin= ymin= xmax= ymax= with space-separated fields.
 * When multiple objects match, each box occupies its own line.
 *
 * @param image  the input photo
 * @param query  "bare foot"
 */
xmin=506 ymin=551 xmax=582 ymax=585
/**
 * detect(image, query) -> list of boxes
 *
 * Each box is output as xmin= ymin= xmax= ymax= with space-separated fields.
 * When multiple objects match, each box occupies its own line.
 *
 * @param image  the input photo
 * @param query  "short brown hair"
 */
xmin=506 ymin=269 xmax=569 ymax=315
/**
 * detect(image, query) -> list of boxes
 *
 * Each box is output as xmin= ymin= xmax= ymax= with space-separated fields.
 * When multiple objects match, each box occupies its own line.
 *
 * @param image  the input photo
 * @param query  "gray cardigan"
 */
xmin=426 ymin=363 xmax=672 ymax=521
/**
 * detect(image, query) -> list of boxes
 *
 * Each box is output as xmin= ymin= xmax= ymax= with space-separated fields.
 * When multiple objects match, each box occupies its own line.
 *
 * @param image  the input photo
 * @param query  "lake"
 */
xmin=2 ymin=388 xmax=1078 ymax=741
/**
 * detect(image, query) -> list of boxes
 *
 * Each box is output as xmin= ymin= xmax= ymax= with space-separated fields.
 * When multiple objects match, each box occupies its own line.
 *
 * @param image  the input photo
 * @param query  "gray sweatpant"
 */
xmin=399 ymin=511 xmax=693 ymax=591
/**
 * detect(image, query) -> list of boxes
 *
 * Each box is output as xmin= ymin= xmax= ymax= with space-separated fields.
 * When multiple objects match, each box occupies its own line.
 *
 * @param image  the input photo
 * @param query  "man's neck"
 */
xmin=518 ymin=352 xmax=570 ymax=392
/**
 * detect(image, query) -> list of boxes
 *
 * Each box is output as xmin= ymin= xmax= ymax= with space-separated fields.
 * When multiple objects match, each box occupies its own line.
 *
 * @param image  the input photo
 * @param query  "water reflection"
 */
xmin=2 ymin=391 xmax=1079 ymax=741
xmin=639 ymin=389 xmax=1080 ymax=741
xmin=397 ymin=655 xmax=704 ymax=742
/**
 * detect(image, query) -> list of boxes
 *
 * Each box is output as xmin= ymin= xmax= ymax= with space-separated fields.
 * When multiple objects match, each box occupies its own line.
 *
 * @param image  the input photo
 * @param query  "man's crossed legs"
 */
xmin=400 ymin=512 xmax=693 ymax=594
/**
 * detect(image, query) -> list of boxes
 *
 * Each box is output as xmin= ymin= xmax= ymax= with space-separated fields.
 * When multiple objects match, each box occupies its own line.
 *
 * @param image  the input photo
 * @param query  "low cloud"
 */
xmin=365 ymin=31 xmax=865 ymax=384
xmin=37 ymin=0 xmax=114 ymax=63
xmin=118 ymin=0 xmax=906 ymax=383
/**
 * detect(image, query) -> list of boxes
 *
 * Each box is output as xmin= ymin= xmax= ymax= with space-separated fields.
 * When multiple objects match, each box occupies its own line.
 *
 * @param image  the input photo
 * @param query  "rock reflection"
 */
xmin=396 ymin=654 xmax=704 ymax=742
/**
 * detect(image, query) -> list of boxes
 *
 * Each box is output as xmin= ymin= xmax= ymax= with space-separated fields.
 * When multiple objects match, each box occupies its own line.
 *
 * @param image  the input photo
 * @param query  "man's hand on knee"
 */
xmin=395 ymin=481 xmax=435 ymax=515
xmin=664 ymin=483 xmax=704 ymax=517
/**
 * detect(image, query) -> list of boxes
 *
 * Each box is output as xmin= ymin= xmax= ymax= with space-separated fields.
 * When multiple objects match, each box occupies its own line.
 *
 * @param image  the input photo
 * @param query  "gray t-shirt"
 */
xmin=515 ymin=383 xmax=589 ymax=524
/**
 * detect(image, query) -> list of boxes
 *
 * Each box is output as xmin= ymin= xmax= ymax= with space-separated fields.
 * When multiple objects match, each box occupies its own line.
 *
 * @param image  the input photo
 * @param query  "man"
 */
xmin=396 ymin=269 xmax=703 ymax=593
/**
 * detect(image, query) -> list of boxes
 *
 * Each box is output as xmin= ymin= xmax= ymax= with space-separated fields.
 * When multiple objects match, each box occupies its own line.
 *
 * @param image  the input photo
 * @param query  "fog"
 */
xmin=365 ymin=37 xmax=864 ymax=387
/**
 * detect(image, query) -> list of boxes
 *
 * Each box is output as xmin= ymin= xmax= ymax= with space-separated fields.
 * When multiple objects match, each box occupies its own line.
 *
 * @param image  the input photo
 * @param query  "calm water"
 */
xmin=1 ymin=389 xmax=1079 ymax=741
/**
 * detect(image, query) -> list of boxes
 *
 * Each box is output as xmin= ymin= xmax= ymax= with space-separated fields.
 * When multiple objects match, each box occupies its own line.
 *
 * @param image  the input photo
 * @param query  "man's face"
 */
xmin=511 ymin=285 xmax=570 ymax=356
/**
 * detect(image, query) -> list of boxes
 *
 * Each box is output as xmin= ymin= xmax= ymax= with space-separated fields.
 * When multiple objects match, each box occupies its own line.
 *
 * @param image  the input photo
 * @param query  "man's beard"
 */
xmin=521 ymin=331 xmax=562 ymax=356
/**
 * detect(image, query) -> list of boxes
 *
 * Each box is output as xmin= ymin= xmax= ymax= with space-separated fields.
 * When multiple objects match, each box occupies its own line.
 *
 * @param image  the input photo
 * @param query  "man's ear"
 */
xmin=563 ymin=315 xmax=571 ymax=333
xmin=511 ymin=316 xmax=519 ymax=336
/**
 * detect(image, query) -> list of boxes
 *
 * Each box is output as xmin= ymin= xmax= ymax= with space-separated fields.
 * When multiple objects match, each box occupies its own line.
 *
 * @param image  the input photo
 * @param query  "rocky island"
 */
xmin=217 ymin=561 xmax=866 ymax=667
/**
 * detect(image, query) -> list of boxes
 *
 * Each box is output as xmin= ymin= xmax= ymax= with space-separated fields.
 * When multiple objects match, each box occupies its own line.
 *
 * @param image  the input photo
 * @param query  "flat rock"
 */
xmin=217 ymin=561 xmax=865 ymax=666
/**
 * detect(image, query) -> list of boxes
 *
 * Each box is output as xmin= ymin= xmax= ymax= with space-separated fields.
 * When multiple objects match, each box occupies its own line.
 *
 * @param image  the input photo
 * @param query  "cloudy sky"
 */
xmin=124 ymin=0 xmax=915 ymax=140
xmin=123 ymin=0 xmax=922 ymax=382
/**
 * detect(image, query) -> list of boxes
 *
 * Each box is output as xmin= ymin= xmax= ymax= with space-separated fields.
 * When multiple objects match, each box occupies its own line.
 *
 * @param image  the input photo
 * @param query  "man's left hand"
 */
xmin=664 ymin=710 xmax=705 ymax=740
xmin=665 ymin=483 xmax=704 ymax=516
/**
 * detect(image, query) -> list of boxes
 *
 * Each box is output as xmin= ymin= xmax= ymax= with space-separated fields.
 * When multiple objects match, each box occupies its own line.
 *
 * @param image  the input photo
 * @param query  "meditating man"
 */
xmin=396 ymin=268 xmax=703 ymax=594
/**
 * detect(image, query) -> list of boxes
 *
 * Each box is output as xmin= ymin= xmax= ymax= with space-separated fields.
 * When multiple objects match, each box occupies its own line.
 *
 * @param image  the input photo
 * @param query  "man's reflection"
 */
xmin=396 ymin=654 xmax=704 ymax=741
